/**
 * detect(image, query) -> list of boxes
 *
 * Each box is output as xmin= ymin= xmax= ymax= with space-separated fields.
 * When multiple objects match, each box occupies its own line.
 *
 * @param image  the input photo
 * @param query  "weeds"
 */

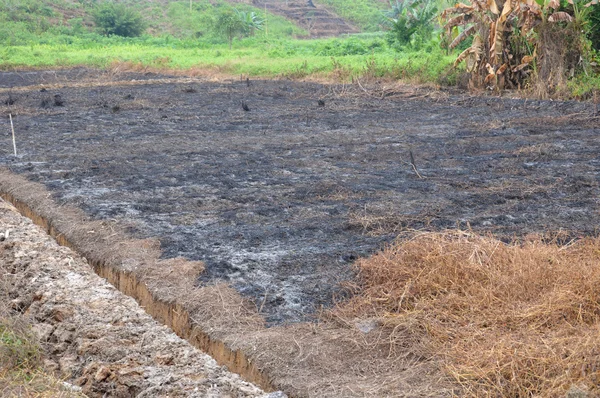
xmin=0 ymin=322 xmax=41 ymax=372
xmin=0 ymin=261 xmax=83 ymax=397
xmin=337 ymin=230 xmax=600 ymax=396
xmin=317 ymin=0 xmax=387 ymax=31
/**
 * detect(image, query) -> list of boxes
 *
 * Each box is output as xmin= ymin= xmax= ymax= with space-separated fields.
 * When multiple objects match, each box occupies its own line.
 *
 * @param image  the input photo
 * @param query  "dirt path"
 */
xmin=0 ymin=198 xmax=281 ymax=398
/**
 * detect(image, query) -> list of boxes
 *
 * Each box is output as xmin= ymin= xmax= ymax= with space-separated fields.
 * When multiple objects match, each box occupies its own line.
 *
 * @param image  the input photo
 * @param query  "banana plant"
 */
xmin=441 ymin=0 xmax=594 ymax=89
xmin=235 ymin=9 xmax=265 ymax=36
xmin=385 ymin=0 xmax=437 ymax=47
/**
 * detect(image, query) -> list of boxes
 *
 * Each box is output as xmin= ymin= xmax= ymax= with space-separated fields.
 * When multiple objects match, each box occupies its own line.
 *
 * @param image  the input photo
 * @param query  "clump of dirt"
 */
xmin=0 ymin=199 xmax=274 ymax=398
xmin=335 ymin=230 xmax=600 ymax=397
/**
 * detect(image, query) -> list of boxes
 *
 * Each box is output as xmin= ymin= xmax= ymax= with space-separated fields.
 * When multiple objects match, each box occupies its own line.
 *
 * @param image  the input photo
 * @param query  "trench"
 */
xmin=0 ymin=190 xmax=278 ymax=394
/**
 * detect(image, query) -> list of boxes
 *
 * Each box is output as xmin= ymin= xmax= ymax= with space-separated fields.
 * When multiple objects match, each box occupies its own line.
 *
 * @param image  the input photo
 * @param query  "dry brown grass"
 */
xmin=335 ymin=230 xmax=600 ymax=397
xmin=0 ymin=369 xmax=86 ymax=398
xmin=348 ymin=202 xmax=441 ymax=236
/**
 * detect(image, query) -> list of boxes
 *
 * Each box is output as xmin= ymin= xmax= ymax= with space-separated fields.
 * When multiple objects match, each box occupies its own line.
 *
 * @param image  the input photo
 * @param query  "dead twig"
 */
xmin=258 ymin=289 xmax=269 ymax=314
xmin=9 ymin=114 xmax=16 ymax=156
xmin=355 ymin=77 xmax=380 ymax=99
xmin=409 ymin=149 xmax=423 ymax=179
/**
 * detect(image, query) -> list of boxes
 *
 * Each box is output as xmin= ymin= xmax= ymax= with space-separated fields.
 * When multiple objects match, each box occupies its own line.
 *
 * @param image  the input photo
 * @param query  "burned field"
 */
xmin=1 ymin=70 xmax=599 ymax=324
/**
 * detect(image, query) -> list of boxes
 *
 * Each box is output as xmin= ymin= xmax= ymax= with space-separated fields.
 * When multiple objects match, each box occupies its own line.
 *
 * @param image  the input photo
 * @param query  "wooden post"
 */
xmin=9 ymin=114 xmax=16 ymax=156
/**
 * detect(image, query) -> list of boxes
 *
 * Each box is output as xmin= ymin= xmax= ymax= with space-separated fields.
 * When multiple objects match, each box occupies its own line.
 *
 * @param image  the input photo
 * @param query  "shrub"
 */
xmin=441 ymin=0 xmax=598 ymax=94
xmin=235 ymin=9 xmax=264 ymax=37
xmin=586 ymin=2 xmax=600 ymax=50
xmin=384 ymin=0 xmax=437 ymax=49
xmin=214 ymin=8 xmax=245 ymax=49
xmin=93 ymin=2 xmax=146 ymax=37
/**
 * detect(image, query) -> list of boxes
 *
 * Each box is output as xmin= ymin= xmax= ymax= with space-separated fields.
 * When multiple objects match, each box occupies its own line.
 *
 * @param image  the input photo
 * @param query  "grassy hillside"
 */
xmin=318 ymin=0 xmax=388 ymax=31
xmin=0 ymin=0 xmax=308 ymax=45
xmin=0 ymin=0 xmax=394 ymax=43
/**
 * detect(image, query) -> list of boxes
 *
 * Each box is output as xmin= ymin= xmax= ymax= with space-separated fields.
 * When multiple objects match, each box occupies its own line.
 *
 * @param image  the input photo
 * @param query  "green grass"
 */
xmin=0 ymin=0 xmax=456 ymax=85
xmin=567 ymin=73 xmax=600 ymax=99
xmin=0 ymin=320 xmax=86 ymax=397
xmin=0 ymin=322 xmax=41 ymax=371
xmin=0 ymin=0 xmax=308 ymax=46
xmin=0 ymin=0 xmax=454 ymax=84
xmin=2 ymin=0 xmax=596 ymax=96
xmin=161 ymin=1 xmax=308 ymax=40
xmin=0 ymin=34 xmax=457 ymax=84
xmin=318 ymin=0 xmax=388 ymax=31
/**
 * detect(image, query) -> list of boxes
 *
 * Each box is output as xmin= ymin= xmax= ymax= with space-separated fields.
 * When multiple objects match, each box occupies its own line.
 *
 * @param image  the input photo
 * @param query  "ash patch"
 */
xmin=1 ymin=70 xmax=599 ymax=323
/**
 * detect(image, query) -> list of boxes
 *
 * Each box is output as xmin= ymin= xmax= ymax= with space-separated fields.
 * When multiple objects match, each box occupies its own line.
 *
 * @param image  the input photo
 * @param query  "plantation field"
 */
xmin=1 ymin=69 xmax=598 ymax=324
xmin=3 ymin=0 xmax=600 ymax=394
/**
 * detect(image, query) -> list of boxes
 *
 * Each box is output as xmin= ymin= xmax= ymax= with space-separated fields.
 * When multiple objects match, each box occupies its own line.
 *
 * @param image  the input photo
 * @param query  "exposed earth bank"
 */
xmin=0 ymin=198 xmax=283 ymax=398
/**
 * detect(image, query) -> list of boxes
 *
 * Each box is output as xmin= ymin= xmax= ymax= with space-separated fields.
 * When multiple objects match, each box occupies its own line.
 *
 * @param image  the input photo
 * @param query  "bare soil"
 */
xmin=0 ymin=69 xmax=599 ymax=326
xmin=0 ymin=199 xmax=275 ymax=398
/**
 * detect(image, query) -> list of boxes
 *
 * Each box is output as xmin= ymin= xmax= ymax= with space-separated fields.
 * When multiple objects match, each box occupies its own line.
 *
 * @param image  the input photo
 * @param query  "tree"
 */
xmin=93 ymin=2 xmax=146 ymax=37
xmin=215 ymin=9 xmax=246 ymax=49
xmin=441 ymin=0 xmax=597 ymax=93
xmin=235 ymin=9 xmax=265 ymax=36
xmin=385 ymin=0 xmax=437 ymax=48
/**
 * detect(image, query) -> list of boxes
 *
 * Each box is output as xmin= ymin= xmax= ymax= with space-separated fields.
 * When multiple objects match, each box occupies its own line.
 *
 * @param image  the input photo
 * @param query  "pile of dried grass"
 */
xmin=336 ymin=230 xmax=600 ymax=396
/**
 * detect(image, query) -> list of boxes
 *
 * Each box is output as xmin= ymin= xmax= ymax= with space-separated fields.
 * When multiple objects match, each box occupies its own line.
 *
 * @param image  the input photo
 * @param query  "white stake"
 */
xmin=9 ymin=114 xmax=16 ymax=156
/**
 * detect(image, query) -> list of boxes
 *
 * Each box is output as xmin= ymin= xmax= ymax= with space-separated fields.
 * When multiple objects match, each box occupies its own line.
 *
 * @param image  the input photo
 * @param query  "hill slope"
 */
xmin=0 ymin=0 xmax=382 ymax=43
xmin=249 ymin=0 xmax=359 ymax=37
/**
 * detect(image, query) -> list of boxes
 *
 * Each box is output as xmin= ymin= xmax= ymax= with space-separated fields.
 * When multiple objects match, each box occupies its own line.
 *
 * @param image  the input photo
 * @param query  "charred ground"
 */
xmin=1 ymin=69 xmax=599 ymax=323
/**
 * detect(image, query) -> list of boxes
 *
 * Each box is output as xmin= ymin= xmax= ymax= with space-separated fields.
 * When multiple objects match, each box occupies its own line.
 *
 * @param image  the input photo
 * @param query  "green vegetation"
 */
xmin=0 ymin=0 xmax=306 ymax=45
xmin=0 ymin=0 xmax=598 ymax=96
xmin=0 ymin=0 xmax=456 ymax=83
xmin=440 ymin=0 xmax=600 ymax=97
xmin=215 ymin=9 xmax=246 ymax=49
xmin=0 ymin=314 xmax=85 ymax=397
xmin=0 ymin=35 xmax=456 ymax=84
xmin=236 ymin=9 xmax=265 ymax=37
xmin=589 ymin=4 xmax=600 ymax=51
xmin=384 ymin=0 xmax=438 ymax=49
xmin=93 ymin=2 xmax=146 ymax=37
xmin=317 ymin=0 xmax=388 ymax=31
xmin=0 ymin=322 xmax=41 ymax=372
xmin=214 ymin=8 xmax=267 ymax=49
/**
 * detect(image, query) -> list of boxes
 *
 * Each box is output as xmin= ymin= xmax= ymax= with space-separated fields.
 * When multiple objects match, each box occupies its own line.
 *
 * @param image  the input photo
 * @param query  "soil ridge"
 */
xmin=0 ymin=169 xmax=450 ymax=397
